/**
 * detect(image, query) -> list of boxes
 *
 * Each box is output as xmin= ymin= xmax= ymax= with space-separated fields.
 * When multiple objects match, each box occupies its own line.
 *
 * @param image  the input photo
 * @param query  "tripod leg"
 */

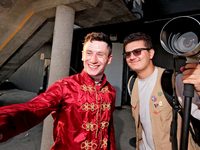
xmin=180 ymin=84 xmax=194 ymax=150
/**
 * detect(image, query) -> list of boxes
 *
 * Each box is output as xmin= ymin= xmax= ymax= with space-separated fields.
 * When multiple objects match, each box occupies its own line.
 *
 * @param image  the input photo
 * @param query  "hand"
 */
xmin=181 ymin=63 xmax=200 ymax=97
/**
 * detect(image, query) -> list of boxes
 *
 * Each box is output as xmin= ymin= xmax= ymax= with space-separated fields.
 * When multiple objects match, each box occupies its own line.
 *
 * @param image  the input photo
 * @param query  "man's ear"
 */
xmin=149 ymin=49 xmax=155 ymax=59
xmin=107 ymin=54 xmax=113 ymax=64
xmin=81 ymin=51 xmax=83 ymax=61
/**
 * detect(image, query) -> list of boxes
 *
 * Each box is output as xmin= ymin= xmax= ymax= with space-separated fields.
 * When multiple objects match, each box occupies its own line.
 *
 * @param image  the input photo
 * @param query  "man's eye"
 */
xmin=126 ymin=52 xmax=131 ymax=56
xmin=87 ymin=52 xmax=91 ymax=55
xmin=134 ymin=50 xmax=141 ymax=54
xmin=98 ymin=53 xmax=103 ymax=56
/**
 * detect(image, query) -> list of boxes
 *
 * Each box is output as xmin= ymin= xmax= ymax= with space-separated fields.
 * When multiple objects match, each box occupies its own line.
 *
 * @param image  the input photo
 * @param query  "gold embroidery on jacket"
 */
xmin=101 ymin=138 xmax=108 ymax=148
xmin=80 ymin=84 xmax=111 ymax=146
xmin=81 ymin=85 xmax=110 ymax=93
xmin=81 ymin=84 xmax=95 ymax=93
xmin=100 ymin=86 xmax=109 ymax=93
xmin=81 ymin=84 xmax=88 ymax=91
xmin=82 ymin=102 xmax=98 ymax=111
xmin=81 ymin=140 xmax=97 ymax=150
xmin=88 ymin=85 xmax=95 ymax=92
xmin=101 ymin=103 xmax=111 ymax=111
xmin=100 ymin=121 xmax=109 ymax=129
xmin=82 ymin=121 xmax=109 ymax=131
xmin=90 ymin=103 xmax=98 ymax=111
xmin=82 ymin=122 xmax=98 ymax=131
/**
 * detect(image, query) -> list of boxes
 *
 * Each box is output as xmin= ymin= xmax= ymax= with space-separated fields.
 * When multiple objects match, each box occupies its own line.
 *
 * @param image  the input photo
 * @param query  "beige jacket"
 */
xmin=129 ymin=67 xmax=197 ymax=150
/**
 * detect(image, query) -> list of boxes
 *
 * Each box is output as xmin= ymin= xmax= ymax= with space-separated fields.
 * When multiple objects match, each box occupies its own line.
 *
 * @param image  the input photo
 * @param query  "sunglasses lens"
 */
xmin=125 ymin=50 xmax=141 ymax=58
xmin=126 ymin=52 xmax=131 ymax=57
xmin=133 ymin=49 xmax=142 ymax=56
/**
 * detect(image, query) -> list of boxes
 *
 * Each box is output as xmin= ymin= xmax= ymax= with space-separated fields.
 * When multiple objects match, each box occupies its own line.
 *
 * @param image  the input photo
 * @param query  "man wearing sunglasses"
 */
xmin=123 ymin=32 xmax=200 ymax=150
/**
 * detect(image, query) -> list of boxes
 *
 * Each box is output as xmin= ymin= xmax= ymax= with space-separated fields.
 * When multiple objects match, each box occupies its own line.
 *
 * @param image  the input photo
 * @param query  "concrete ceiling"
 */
xmin=0 ymin=0 xmax=200 ymax=84
xmin=0 ymin=0 xmax=140 ymax=84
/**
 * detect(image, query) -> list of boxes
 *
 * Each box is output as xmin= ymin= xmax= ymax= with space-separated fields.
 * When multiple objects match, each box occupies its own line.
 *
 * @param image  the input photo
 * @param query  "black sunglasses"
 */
xmin=123 ymin=48 xmax=151 ymax=58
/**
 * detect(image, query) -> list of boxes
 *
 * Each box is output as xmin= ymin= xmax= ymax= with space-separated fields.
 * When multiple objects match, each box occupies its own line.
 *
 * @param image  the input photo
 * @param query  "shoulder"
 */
xmin=55 ymin=73 xmax=81 ymax=86
xmin=156 ymin=66 xmax=166 ymax=72
xmin=105 ymin=81 xmax=116 ymax=92
xmin=127 ymin=73 xmax=137 ymax=96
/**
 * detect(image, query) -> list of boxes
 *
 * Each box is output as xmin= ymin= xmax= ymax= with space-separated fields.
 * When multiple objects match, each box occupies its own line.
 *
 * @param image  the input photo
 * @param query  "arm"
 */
xmin=176 ymin=73 xmax=200 ymax=120
xmin=181 ymin=63 xmax=200 ymax=98
xmin=0 ymin=81 xmax=64 ymax=143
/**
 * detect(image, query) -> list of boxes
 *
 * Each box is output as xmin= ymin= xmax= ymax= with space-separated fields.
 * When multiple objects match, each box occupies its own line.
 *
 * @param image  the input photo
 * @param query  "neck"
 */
xmin=91 ymin=75 xmax=103 ymax=83
xmin=137 ymin=63 xmax=155 ymax=79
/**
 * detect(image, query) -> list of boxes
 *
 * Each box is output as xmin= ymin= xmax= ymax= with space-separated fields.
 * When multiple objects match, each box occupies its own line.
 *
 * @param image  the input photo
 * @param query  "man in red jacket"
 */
xmin=0 ymin=32 xmax=116 ymax=150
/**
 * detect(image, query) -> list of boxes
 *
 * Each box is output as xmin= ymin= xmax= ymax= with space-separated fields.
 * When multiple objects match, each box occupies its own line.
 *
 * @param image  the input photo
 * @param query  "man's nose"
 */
xmin=90 ymin=54 xmax=98 ymax=62
xmin=129 ymin=52 xmax=136 ymax=59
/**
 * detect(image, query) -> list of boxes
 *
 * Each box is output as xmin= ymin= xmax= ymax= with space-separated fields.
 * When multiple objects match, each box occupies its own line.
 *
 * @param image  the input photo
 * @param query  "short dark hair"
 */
xmin=123 ymin=32 xmax=153 ymax=49
xmin=84 ymin=32 xmax=112 ymax=56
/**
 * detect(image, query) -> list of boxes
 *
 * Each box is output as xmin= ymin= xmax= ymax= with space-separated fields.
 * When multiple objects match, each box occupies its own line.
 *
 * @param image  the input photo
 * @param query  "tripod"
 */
xmin=180 ymin=84 xmax=194 ymax=150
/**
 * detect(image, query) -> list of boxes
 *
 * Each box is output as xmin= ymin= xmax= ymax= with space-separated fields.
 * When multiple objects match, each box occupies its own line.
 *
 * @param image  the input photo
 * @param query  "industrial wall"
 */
xmin=105 ymin=43 xmax=124 ymax=107
xmin=9 ymin=43 xmax=52 ymax=93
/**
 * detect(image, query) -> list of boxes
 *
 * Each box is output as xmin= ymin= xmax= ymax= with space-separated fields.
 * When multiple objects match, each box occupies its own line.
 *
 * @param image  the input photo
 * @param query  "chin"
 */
xmin=87 ymin=71 xmax=98 ymax=77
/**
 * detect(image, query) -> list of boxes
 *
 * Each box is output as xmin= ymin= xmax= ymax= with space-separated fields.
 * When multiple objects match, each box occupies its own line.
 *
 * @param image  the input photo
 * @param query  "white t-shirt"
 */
xmin=138 ymin=67 xmax=158 ymax=150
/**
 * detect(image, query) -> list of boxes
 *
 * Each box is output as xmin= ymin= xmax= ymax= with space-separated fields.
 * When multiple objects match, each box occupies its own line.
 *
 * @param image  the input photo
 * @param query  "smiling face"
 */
xmin=125 ymin=40 xmax=155 ymax=79
xmin=82 ymin=40 xmax=113 ymax=82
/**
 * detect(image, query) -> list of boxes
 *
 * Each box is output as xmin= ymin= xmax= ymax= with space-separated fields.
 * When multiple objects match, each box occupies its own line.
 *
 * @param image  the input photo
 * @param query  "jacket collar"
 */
xmin=80 ymin=70 xmax=107 ymax=87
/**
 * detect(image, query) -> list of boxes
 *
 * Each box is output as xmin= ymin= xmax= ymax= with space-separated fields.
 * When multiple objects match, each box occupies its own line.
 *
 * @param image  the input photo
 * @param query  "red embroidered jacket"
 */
xmin=0 ymin=70 xmax=116 ymax=150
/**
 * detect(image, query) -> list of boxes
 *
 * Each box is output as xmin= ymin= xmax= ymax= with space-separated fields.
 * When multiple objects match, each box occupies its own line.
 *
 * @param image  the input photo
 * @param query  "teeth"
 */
xmin=89 ymin=65 xmax=98 ymax=68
